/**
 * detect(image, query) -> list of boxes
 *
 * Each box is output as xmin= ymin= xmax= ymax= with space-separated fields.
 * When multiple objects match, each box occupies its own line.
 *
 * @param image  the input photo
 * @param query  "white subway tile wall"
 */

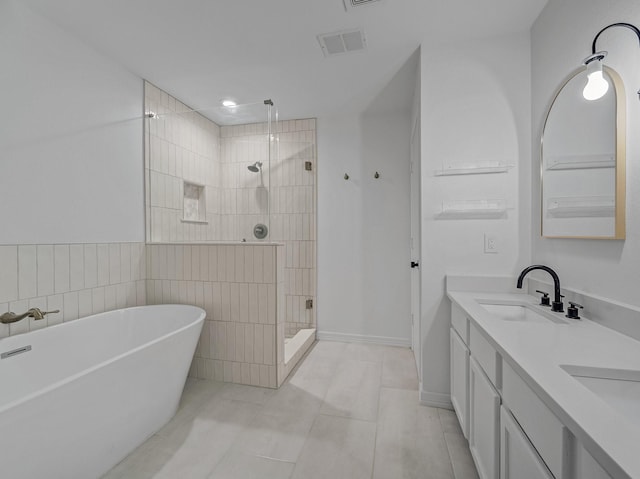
xmin=219 ymin=122 xmax=271 ymax=242
xmin=0 ymin=243 xmax=146 ymax=339
xmin=145 ymin=82 xmax=222 ymax=242
xmin=146 ymin=243 xmax=285 ymax=388
xmin=222 ymin=119 xmax=317 ymax=337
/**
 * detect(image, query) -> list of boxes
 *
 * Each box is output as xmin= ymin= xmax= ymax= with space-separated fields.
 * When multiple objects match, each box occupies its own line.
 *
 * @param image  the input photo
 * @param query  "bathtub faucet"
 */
xmin=0 ymin=308 xmax=60 ymax=324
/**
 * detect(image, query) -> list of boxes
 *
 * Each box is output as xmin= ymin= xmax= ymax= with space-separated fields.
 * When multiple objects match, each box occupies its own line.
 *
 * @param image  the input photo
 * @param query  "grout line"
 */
xmin=254 ymin=454 xmax=296 ymax=464
xmin=438 ymin=409 xmax=463 ymax=479
xmin=370 ymin=377 xmax=383 ymax=479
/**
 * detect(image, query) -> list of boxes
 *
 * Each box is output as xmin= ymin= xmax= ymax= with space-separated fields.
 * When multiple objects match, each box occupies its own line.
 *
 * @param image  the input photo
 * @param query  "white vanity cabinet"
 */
xmin=469 ymin=356 xmax=501 ymax=479
xmin=500 ymin=406 xmax=554 ymax=479
xmin=450 ymin=302 xmax=565 ymax=479
xmin=449 ymin=292 xmax=636 ymax=479
xmin=450 ymin=303 xmax=470 ymax=438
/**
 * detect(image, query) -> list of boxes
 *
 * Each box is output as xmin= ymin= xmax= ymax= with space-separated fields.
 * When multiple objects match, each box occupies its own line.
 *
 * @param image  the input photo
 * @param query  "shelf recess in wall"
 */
xmin=433 ymin=161 xmax=513 ymax=177
xmin=546 ymin=154 xmax=615 ymax=170
xmin=436 ymin=199 xmax=507 ymax=219
xmin=546 ymin=196 xmax=615 ymax=218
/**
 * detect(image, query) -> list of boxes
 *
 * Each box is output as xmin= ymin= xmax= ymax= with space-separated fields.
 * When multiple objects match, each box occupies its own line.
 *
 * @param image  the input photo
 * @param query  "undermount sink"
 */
xmin=477 ymin=300 xmax=568 ymax=324
xmin=560 ymin=365 xmax=640 ymax=428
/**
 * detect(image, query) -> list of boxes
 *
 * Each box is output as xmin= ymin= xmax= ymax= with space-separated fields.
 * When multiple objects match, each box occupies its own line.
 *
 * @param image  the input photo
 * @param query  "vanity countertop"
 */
xmin=448 ymin=290 xmax=640 ymax=479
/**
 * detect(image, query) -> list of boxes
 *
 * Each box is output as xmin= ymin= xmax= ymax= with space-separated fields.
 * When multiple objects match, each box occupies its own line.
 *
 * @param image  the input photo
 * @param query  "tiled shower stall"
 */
xmin=144 ymin=82 xmax=317 ymax=386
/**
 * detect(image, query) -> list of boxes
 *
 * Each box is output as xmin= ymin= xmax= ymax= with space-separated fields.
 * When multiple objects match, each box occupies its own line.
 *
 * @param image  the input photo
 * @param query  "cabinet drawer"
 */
xmin=469 ymin=322 xmax=501 ymax=389
xmin=451 ymin=302 xmax=469 ymax=344
xmin=502 ymin=361 xmax=569 ymax=479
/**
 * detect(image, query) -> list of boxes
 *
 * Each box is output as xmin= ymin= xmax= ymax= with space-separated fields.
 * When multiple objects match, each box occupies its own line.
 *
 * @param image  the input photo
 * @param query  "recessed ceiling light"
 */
xmin=222 ymin=99 xmax=237 ymax=107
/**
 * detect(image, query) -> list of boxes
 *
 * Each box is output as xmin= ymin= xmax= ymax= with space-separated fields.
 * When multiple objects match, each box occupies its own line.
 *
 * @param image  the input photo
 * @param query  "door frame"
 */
xmin=409 ymin=113 xmax=422 ymax=380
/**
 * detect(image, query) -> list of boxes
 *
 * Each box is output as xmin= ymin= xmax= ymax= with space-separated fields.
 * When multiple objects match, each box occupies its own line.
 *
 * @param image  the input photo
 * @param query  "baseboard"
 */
xmin=420 ymin=390 xmax=453 ymax=410
xmin=316 ymin=331 xmax=411 ymax=348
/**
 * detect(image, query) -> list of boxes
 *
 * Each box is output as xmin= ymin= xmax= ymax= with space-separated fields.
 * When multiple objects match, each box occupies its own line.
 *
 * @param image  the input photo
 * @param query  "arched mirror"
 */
xmin=541 ymin=66 xmax=626 ymax=239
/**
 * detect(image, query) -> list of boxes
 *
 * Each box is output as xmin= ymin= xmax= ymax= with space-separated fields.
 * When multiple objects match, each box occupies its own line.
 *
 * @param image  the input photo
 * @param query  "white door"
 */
xmin=410 ymin=115 xmax=421 ymax=378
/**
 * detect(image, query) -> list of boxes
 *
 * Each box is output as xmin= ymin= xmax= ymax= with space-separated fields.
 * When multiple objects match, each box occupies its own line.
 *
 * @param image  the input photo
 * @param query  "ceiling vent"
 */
xmin=342 ymin=0 xmax=383 ymax=12
xmin=317 ymin=29 xmax=367 ymax=57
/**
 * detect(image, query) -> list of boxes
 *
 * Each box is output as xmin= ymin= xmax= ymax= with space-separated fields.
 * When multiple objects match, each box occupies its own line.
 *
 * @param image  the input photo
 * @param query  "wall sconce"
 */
xmin=582 ymin=22 xmax=640 ymax=101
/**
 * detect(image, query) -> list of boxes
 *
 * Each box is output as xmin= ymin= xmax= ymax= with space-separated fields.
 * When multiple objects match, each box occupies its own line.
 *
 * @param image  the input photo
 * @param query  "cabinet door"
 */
xmin=500 ymin=406 xmax=554 ymax=479
xmin=469 ymin=357 xmax=501 ymax=479
xmin=573 ymin=441 xmax=614 ymax=479
xmin=450 ymin=328 xmax=469 ymax=438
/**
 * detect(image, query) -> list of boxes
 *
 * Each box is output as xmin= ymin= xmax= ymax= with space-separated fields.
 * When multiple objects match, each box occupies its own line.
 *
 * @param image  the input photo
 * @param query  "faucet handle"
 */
xmin=566 ymin=302 xmax=583 ymax=320
xmin=27 ymin=308 xmax=60 ymax=320
xmin=535 ymin=290 xmax=551 ymax=307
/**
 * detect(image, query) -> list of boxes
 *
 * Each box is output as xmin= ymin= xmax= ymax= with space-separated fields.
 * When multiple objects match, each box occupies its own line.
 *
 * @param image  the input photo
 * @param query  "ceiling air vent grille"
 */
xmin=317 ymin=29 xmax=367 ymax=57
xmin=343 ymin=0 xmax=383 ymax=11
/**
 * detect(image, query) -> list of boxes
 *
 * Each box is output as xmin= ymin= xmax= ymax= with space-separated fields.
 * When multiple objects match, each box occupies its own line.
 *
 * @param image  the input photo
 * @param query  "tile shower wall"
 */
xmin=146 ymin=243 xmax=286 ymax=388
xmin=145 ymin=82 xmax=317 ymax=338
xmin=145 ymin=82 xmax=222 ymax=242
xmin=222 ymin=120 xmax=317 ymax=337
xmin=219 ymin=123 xmax=271 ymax=241
xmin=0 ymin=243 xmax=146 ymax=338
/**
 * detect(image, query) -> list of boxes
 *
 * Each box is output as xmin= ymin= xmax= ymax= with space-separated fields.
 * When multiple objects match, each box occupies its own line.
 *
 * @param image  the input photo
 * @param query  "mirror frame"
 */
xmin=541 ymin=65 xmax=626 ymax=240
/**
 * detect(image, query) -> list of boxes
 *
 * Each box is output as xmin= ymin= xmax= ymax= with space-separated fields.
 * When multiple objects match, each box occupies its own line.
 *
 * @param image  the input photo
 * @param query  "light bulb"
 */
xmin=583 ymin=60 xmax=609 ymax=101
xmin=222 ymin=99 xmax=237 ymax=108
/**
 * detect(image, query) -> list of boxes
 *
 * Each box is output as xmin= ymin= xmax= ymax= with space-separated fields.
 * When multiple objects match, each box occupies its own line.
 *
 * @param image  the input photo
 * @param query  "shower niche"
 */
xmin=144 ymin=81 xmax=317 ymax=388
xmin=182 ymin=181 xmax=206 ymax=223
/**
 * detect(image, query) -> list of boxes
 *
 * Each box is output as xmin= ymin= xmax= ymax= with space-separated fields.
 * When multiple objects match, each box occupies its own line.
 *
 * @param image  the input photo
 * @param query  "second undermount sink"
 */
xmin=477 ymin=301 xmax=568 ymax=324
xmin=560 ymin=365 xmax=640 ymax=428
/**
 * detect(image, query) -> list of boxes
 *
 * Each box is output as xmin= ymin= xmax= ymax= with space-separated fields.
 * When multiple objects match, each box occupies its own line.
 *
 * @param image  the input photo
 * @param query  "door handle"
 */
xmin=411 ymin=261 xmax=420 ymax=268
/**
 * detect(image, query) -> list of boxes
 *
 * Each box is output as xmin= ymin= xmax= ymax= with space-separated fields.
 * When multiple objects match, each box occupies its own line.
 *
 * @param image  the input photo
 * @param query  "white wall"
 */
xmin=419 ymin=33 xmax=532 ymax=405
xmin=0 ymin=0 xmax=144 ymax=244
xmin=317 ymin=110 xmax=412 ymax=345
xmin=531 ymin=0 xmax=640 ymax=305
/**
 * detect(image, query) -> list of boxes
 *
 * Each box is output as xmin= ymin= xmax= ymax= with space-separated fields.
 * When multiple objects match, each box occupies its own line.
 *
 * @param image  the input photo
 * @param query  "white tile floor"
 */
xmin=103 ymin=341 xmax=479 ymax=479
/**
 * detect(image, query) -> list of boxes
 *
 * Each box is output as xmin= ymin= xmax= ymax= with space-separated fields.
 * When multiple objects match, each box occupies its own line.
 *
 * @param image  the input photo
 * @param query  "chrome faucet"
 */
xmin=516 ymin=265 xmax=564 ymax=313
xmin=0 ymin=308 xmax=60 ymax=324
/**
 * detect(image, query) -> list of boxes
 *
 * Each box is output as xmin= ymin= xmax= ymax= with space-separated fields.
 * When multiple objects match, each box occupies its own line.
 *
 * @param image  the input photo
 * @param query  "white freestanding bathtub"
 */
xmin=0 ymin=304 xmax=205 ymax=479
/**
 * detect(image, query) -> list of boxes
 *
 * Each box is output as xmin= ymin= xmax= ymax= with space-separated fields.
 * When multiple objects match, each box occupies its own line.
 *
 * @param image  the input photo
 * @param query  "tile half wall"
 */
xmin=146 ymin=243 xmax=286 ymax=388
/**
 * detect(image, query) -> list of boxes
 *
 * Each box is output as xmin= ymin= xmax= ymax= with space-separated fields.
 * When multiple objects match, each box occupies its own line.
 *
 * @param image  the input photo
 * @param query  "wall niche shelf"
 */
xmin=546 ymin=154 xmax=615 ymax=170
xmin=434 ymin=161 xmax=513 ymax=176
xmin=436 ymin=199 xmax=507 ymax=220
xmin=183 ymin=181 xmax=206 ymax=223
xmin=546 ymin=196 xmax=615 ymax=218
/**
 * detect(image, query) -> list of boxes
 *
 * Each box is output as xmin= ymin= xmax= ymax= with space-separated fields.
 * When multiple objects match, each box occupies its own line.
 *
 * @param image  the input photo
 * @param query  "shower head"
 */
xmin=247 ymin=161 xmax=263 ymax=173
